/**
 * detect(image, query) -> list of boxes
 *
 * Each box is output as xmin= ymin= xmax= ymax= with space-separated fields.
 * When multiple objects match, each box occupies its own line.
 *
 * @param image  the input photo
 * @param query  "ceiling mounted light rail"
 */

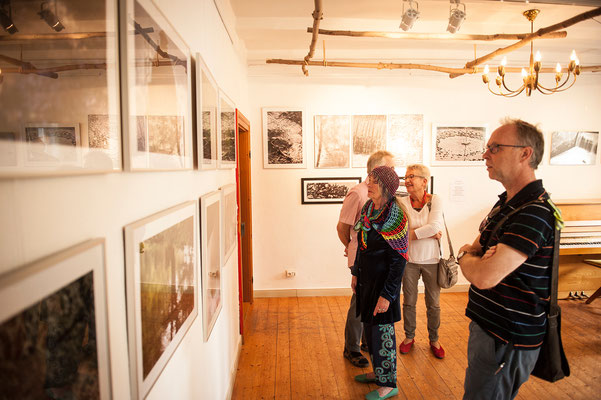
xmin=481 ymin=9 xmax=580 ymax=97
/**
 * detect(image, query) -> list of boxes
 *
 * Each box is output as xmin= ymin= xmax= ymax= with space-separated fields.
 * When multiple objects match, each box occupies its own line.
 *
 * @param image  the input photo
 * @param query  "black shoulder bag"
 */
xmin=486 ymin=200 xmax=570 ymax=383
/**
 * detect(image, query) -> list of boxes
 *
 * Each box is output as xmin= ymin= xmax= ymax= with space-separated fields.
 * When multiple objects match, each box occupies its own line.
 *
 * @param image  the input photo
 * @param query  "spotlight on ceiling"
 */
xmin=399 ymin=0 xmax=419 ymax=31
xmin=447 ymin=0 xmax=466 ymax=34
xmin=0 ymin=1 xmax=18 ymax=34
xmin=38 ymin=1 xmax=64 ymax=32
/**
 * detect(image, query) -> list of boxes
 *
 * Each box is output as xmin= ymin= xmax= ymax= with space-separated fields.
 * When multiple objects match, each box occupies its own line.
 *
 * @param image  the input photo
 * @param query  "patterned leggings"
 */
xmin=364 ymin=323 xmax=397 ymax=388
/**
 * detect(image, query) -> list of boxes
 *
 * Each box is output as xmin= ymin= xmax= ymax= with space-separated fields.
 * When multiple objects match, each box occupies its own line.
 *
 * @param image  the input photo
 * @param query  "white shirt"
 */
xmin=399 ymin=194 xmax=444 ymax=264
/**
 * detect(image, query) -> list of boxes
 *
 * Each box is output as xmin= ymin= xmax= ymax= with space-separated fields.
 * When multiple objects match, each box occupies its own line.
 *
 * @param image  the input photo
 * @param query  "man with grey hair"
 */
xmin=458 ymin=119 xmax=559 ymax=399
xmin=337 ymin=150 xmax=395 ymax=367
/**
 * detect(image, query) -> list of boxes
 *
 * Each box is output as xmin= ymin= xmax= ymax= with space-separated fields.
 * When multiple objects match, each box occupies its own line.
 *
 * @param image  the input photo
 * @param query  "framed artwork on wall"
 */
xmin=124 ymin=201 xmax=198 ymax=399
xmin=431 ymin=124 xmax=488 ymax=166
xmin=351 ymin=115 xmax=387 ymax=168
xmin=387 ymin=114 xmax=424 ymax=167
xmin=0 ymin=239 xmax=111 ymax=399
xmin=121 ymin=0 xmax=193 ymax=171
xmin=200 ymin=191 xmax=222 ymax=341
xmin=314 ymin=115 xmax=351 ymax=168
xmin=218 ymin=91 xmax=236 ymax=169
xmin=195 ymin=54 xmax=218 ymax=170
xmin=550 ymin=131 xmax=599 ymax=165
xmin=22 ymin=123 xmax=82 ymax=167
xmin=220 ymin=184 xmax=238 ymax=265
xmin=262 ymin=108 xmax=305 ymax=168
xmin=301 ymin=177 xmax=362 ymax=204
xmin=0 ymin=0 xmax=122 ymax=177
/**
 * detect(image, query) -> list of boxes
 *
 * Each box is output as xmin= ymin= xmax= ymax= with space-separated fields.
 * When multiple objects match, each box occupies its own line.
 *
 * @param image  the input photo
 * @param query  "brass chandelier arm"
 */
xmin=308 ymin=28 xmax=568 ymax=41
xmin=452 ymin=6 xmax=601 ymax=78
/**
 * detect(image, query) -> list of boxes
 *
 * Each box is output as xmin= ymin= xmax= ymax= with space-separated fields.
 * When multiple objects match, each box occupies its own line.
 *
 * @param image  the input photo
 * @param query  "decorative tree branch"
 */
xmin=451 ymin=6 xmax=601 ymax=78
xmin=302 ymin=0 xmax=323 ymax=76
xmin=307 ymin=28 xmax=567 ymax=41
xmin=0 ymin=32 xmax=109 ymax=41
xmin=132 ymin=20 xmax=187 ymax=70
xmin=0 ymin=53 xmax=58 ymax=79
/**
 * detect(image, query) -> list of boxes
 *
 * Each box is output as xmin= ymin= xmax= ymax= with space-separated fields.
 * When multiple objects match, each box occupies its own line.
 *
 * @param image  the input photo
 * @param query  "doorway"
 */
xmin=235 ymin=109 xmax=253 ymax=339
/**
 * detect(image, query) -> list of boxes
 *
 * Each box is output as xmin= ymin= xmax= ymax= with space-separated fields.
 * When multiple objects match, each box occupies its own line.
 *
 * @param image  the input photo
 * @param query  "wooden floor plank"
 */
xmin=231 ymin=293 xmax=601 ymax=400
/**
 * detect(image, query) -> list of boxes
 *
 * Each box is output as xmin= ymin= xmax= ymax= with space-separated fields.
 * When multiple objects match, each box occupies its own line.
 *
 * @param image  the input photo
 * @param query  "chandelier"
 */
xmin=481 ymin=9 xmax=581 ymax=97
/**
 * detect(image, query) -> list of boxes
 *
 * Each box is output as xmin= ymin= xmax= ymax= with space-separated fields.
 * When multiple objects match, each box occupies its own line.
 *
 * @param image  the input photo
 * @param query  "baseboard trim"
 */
xmin=254 ymin=284 xmax=469 ymax=298
xmin=226 ymin=336 xmax=242 ymax=400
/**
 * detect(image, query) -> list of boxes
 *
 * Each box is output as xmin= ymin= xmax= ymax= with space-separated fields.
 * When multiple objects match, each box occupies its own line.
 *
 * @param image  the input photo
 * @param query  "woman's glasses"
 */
xmin=404 ymin=174 xmax=425 ymax=180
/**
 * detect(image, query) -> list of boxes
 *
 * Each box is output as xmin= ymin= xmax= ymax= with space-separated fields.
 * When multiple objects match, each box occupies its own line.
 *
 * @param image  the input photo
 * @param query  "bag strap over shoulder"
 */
xmin=484 ymin=198 xmax=544 ymax=251
xmin=427 ymin=196 xmax=455 ymax=258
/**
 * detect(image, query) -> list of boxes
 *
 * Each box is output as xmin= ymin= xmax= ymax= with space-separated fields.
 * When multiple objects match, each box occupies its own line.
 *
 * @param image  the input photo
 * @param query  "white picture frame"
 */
xmin=195 ymin=54 xmax=218 ymax=170
xmin=218 ymin=91 xmax=236 ymax=169
xmin=314 ymin=115 xmax=351 ymax=168
xmin=431 ymin=124 xmax=488 ymax=166
xmin=200 ymin=190 xmax=223 ymax=341
xmin=121 ymin=0 xmax=193 ymax=171
xmin=351 ymin=114 xmax=387 ymax=168
xmin=0 ymin=239 xmax=112 ymax=399
xmin=220 ymin=184 xmax=238 ymax=265
xmin=387 ymin=114 xmax=424 ymax=167
xmin=124 ymin=201 xmax=198 ymax=399
xmin=549 ymin=131 xmax=599 ymax=165
xmin=262 ymin=108 xmax=306 ymax=169
xmin=22 ymin=123 xmax=82 ymax=167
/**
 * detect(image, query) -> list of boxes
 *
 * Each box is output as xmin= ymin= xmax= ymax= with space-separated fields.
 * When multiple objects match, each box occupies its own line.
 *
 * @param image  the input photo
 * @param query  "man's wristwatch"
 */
xmin=457 ymin=250 xmax=467 ymax=261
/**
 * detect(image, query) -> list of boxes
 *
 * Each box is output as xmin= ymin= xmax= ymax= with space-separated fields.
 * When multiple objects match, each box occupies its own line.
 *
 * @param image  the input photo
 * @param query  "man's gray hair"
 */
xmin=501 ymin=118 xmax=544 ymax=169
xmin=367 ymin=150 xmax=394 ymax=173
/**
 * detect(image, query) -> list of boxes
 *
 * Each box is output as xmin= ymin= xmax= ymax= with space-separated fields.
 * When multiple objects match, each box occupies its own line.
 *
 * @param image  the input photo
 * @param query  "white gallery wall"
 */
xmin=248 ymin=71 xmax=601 ymax=294
xmin=0 ymin=0 xmax=249 ymax=399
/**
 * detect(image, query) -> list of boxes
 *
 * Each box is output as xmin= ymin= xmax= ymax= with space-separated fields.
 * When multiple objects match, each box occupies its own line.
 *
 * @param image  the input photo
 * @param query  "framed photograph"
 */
xmin=221 ymin=184 xmax=238 ymax=265
xmin=200 ymin=191 xmax=222 ymax=341
xmin=262 ymin=108 xmax=305 ymax=168
xmin=431 ymin=124 xmax=488 ymax=166
xmin=0 ymin=239 xmax=111 ymax=399
xmin=301 ymin=177 xmax=362 ymax=204
xmin=550 ymin=131 xmax=599 ymax=165
xmin=0 ymin=0 xmax=122 ymax=177
xmin=124 ymin=201 xmax=198 ymax=399
xmin=351 ymin=115 xmax=387 ymax=168
xmin=22 ymin=123 xmax=81 ymax=167
xmin=121 ymin=0 xmax=193 ymax=171
xmin=314 ymin=115 xmax=351 ymax=168
xmin=218 ymin=91 xmax=236 ymax=169
xmin=387 ymin=114 xmax=424 ymax=167
xmin=195 ymin=54 xmax=218 ymax=170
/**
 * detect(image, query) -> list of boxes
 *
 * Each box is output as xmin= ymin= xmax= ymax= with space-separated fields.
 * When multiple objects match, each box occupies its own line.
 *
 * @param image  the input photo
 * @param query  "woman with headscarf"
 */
xmin=351 ymin=165 xmax=408 ymax=400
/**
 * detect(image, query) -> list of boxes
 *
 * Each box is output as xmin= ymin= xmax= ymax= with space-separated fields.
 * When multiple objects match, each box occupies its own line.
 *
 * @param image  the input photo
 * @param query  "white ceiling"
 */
xmin=230 ymin=0 xmax=601 ymax=77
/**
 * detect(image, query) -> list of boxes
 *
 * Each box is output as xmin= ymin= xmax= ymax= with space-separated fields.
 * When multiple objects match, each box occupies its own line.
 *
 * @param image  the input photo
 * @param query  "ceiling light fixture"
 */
xmin=400 ymin=0 xmax=419 ymax=31
xmin=447 ymin=0 xmax=466 ymax=34
xmin=38 ymin=1 xmax=64 ymax=32
xmin=481 ymin=9 xmax=581 ymax=97
xmin=0 ymin=1 xmax=18 ymax=34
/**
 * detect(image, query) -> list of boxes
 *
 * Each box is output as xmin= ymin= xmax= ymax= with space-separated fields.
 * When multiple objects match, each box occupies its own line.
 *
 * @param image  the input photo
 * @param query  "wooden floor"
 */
xmin=231 ymin=293 xmax=601 ymax=400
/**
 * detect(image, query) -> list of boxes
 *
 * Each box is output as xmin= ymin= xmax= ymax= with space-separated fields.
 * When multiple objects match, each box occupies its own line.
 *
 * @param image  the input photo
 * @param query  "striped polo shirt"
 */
xmin=466 ymin=180 xmax=556 ymax=349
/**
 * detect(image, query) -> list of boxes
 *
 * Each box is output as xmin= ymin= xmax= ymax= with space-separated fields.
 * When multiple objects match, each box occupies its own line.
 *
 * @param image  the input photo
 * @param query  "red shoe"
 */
xmin=430 ymin=343 xmax=445 ymax=359
xmin=399 ymin=339 xmax=414 ymax=354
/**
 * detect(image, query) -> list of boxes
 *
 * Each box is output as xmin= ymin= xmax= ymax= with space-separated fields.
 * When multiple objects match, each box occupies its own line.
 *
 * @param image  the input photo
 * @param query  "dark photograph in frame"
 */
xmin=262 ymin=108 xmax=305 ymax=168
xmin=0 ymin=0 xmax=122 ymax=177
xmin=124 ymin=201 xmax=198 ymax=399
xmin=550 ymin=131 xmax=598 ymax=165
xmin=0 ymin=239 xmax=111 ymax=400
xmin=122 ymin=0 xmax=193 ymax=171
xmin=218 ymin=92 xmax=236 ymax=168
xmin=301 ymin=177 xmax=362 ymax=204
xmin=196 ymin=54 xmax=218 ymax=170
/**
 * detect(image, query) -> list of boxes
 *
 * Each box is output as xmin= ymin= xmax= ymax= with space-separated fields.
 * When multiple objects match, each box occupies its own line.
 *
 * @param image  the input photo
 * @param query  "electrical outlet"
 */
xmin=286 ymin=270 xmax=296 ymax=278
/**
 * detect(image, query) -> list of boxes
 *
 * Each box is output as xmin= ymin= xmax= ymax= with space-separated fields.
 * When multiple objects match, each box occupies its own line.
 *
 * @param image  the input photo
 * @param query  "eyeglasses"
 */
xmin=485 ymin=143 xmax=527 ymax=154
xmin=404 ymin=174 xmax=425 ymax=180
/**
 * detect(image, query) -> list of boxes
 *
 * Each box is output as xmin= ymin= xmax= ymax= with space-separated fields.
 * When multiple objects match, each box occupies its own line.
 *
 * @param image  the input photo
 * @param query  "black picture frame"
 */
xmin=301 ymin=177 xmax=362 ymax=204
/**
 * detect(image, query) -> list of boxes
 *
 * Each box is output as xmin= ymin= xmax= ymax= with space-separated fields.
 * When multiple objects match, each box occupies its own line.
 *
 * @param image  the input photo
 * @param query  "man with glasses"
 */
xmin=337 ymin=150 xmax=395 ymax=368
xmin=457 ymin=119 xmax=558 ymax=399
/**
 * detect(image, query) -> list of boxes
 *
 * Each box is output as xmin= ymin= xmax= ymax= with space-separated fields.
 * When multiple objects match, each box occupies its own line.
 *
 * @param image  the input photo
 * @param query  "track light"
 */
xmin=0 ymin=1 xmax=18 ymax=34
xmin=447 ymin=0 xmax=466 ymax=34
xmin=38 ymin=1 xmax=64 ymax=32
xmin=399 ymin=0 xmax=419 ymax=31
